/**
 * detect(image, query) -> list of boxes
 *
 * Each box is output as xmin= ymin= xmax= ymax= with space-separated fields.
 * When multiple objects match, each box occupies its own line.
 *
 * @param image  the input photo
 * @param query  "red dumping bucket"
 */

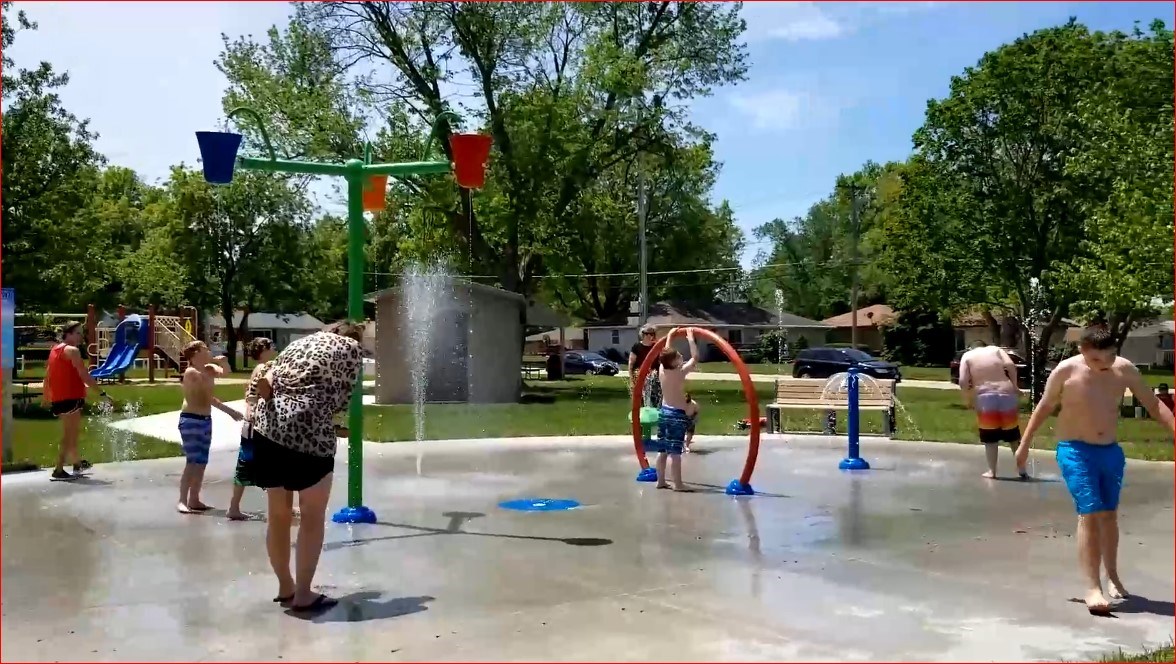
xmin=362 ymin=175 xmax=388 ymax=211
xmin=449 ymin=133 xmax=493 ymax=189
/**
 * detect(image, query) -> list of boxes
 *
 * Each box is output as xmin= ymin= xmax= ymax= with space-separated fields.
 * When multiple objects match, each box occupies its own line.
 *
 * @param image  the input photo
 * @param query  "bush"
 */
xmin=882 ymin=310 xmax=955 ymax=366
xmin=755 ymin=329 xmax=791 ymax=364
xmin=1049 ymin=342 xmax=1078 ymax=363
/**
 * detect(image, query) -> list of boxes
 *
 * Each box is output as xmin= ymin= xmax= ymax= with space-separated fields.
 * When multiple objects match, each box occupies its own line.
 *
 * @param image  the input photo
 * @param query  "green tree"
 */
xmin=218 ymin=1 xmax=749 ymax=304
xmin=879 ymin=20 xmax=1154 ymax=376
xmin=1 ymin=2 xmax=105 ymax=311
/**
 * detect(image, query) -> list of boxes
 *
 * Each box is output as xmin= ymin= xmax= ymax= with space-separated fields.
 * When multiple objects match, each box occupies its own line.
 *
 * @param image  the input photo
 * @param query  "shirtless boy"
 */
xmin=651 ymin=328 xmax=698 ymax=491
xmin=1015 ymin=326 xmax=1174 ymax=615
xmin=958 ymin=341 xmax=1026 ymax=479
xmin=683 ymin=392 xmax=700 ymax=453
xmin=177 ymin=341 xmax=241 ymax=514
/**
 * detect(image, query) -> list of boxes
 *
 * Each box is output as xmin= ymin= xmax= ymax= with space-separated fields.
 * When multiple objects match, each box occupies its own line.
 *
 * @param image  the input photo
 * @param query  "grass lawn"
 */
xmin=6 ymin=383 xmax=246 ymax=469
xmin=1098 ymin=644 xmax=1174 ymax=663
xmin=361 ymin=376 xmax=1175 ymax=461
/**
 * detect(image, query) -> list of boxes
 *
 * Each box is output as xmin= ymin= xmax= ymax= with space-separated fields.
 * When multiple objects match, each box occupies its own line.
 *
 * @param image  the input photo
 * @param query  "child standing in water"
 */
xmin=651 ymin=327 xmax=698 ymax=491
xmin=177 ymin=341 xmax=242 ymax=514
xmin=227 ymin=338 xmax=277 ymax=521
xmin=684 ymin=392 xmax=700 ymax=453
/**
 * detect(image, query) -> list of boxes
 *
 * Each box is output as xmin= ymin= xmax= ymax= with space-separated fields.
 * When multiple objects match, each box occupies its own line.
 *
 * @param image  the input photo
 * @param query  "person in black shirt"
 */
xmin=628 ymin=325 xmax=662 ymax=407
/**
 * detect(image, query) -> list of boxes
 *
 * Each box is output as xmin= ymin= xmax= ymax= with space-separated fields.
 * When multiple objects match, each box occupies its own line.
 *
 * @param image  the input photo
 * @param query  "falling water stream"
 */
xmin=403 ymin=261 xmax=449 ymax=475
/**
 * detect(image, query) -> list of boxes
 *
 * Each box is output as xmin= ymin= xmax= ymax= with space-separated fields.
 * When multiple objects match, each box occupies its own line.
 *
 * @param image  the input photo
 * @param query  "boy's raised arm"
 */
xmin=681 ymin=328 xmax=699 ymax=372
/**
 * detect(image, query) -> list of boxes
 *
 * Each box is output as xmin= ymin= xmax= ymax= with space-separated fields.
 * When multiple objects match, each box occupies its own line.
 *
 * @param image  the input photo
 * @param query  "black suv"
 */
xmin=949 ymin=348 xmax=1054 ymax=389
xmin=791 ymin=348 xmax=901 ymax=381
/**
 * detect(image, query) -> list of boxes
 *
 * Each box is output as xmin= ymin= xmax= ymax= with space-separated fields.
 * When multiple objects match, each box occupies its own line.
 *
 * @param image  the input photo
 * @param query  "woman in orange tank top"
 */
xmin=40 ymin=322 xmax=106 ymax=480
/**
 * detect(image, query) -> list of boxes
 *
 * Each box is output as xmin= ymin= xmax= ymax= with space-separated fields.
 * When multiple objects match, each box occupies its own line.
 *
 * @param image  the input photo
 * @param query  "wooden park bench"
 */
xmin=521 ymin=360 xmax=546 ymax=380
xmin=764 ymin=377 xmax=897 ymax=436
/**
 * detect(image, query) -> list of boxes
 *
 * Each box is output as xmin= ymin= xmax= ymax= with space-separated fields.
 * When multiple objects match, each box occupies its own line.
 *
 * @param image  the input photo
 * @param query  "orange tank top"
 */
xmin=47 ymin=344 xmax=87 ymax=402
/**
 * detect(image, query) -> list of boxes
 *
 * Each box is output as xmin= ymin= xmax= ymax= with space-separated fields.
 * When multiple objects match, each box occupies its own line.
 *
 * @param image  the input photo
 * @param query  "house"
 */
xmin=204 ymin=311 xmax=326 ymax=352
xmin=524 ymin=327 xmax=587 ymax=355
xmin=822 ymin=304 xmax=896 ymax=352
xmin=1115 ymin=320 xmax=1174 ymax=369
xmin=951 ymin=309 xmax=1079 ymax=352
xmin=584 ymin=301 xmax=829 ymax=360
xmin=367 ymin=278 xmax=553 ymax=404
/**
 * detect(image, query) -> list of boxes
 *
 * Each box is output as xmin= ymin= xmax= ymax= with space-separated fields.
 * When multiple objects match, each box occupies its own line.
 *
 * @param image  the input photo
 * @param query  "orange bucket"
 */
xmin=449 ymin=133 xmax=493 ymax=189
xmin=362 ymin=175 xmax=388 ymax=211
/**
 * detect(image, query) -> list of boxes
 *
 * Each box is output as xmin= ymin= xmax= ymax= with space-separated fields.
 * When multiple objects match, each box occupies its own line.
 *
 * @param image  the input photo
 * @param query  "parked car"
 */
xmin=791 ymin=347 xmax=902 ymax=381
xmin=597 ymin=347 xmax=627 ymax=364
xmin=565 ymin=351 xmax=620 ymax=376
xmin=949 ymin=348 xmax=1054 ymax=389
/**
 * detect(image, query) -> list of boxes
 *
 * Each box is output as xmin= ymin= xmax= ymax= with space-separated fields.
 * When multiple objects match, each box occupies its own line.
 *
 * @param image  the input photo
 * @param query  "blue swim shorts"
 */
xmin=1056 ymin=441 xmax=1125 ymax=515
xmin=647 ymin=405 xmax=689 ymax=456
xmin=178 ymin=412 xmax=213 ymax=466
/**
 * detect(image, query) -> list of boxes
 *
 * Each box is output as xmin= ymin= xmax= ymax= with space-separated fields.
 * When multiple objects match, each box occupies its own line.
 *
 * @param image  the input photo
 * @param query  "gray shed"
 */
xmin=367 ymin=279 xmax=524 ymax=404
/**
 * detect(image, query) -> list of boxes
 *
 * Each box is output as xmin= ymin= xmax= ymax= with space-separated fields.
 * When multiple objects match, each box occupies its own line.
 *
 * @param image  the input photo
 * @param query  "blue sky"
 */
xmin=8 ymin=1 xmax=1172 ymax=265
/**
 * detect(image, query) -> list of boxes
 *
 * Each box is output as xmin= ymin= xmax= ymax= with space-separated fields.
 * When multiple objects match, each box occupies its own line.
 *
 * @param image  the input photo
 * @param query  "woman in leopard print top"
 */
xmin=246 ymin=322 xmax=364 ymax=613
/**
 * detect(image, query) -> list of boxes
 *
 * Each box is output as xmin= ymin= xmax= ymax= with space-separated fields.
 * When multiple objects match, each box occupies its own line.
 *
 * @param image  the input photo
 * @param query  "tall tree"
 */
xmin=218 ymin=1 xmax=749 ymax=302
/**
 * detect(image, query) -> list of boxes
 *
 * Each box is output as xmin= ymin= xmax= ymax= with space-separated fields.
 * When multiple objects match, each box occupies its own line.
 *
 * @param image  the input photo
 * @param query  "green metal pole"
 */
xmin=345 ymin=159 xmax=366 ymax=511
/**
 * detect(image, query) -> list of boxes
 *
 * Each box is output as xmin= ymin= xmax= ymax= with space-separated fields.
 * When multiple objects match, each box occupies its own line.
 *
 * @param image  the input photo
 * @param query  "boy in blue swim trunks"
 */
xmin=651 ymin=328 xmax=698 ymax=491
xmin=1016 ymin=326 xmax=1174 ymax=615
xmin=177 ymin=341 xmax=242 ymax=514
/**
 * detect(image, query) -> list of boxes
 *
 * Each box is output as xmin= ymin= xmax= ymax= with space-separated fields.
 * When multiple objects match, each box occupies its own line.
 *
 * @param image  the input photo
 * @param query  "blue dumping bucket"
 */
xmin=195 ymin=131 xmax=243 ymax=184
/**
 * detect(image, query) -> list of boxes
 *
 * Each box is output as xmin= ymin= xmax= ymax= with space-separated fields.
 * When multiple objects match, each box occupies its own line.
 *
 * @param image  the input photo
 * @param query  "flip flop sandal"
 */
xmin=290 ymin=594 xmax=338 ymax=613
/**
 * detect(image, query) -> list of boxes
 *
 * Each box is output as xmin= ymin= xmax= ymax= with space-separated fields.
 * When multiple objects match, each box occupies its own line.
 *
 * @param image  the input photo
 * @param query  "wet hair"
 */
xmin=659 ymin=346 xmax=681 ymax=367
xmin=60 ymin=321 xmax=82 ymax=339
xmin=247 ymin=337 xmax=274 ymax=361
xmin=1158 ymin=383 xmax=1170 ymax=393
xmin=181 ymin=340 xmax=208 ymax=363
xmin=685 ymin=391 xmax=693 ymax=402
xmin=1078 ymin=326 xmax=1115 ymax=351
xmin=324 ymin=320 xmax=365 ymax=342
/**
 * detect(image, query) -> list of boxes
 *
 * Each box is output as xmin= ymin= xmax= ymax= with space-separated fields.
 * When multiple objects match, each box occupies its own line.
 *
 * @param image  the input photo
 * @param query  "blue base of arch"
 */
xmin=331 ymin=505 xmax=378 ymax=524
xmin=636 ymin=467 xmax=659 ymax=483
xmin=499 ymin=498 xmax=582 ymax=512
xmin=838 ymin=457 xmax=871 ymax=471
xmin=725 ymin=479 xmax=755 ymax=496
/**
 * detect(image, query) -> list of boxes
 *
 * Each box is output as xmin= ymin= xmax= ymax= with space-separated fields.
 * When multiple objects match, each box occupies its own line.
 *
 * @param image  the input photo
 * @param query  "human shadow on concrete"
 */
xmin=285 ymin=591 xmax=435 ymax=623
xmin=52 ymin=476 xmax=115 ymax=488
xmin=324 ymin=511 xmax=613 ymax=552
xmin=1067 ymin=595 xmax=1174 ymax=618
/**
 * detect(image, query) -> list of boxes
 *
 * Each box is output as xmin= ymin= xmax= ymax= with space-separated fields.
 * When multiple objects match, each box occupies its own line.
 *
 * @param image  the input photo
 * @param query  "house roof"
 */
xmin=1127 ymin=319 xmax=1175 ymax=338
xmin=822 ymin=305 xmax=897 ymax=328
xmin=525 ymin=327 xmax=586 ymax=342
xmin=206 ymin=311 xmax=326 ymax=330
xmin=585 ymin=301 xmax=828 ymax=329
xmin=952 ymin=307 xmax=1080 ymax=328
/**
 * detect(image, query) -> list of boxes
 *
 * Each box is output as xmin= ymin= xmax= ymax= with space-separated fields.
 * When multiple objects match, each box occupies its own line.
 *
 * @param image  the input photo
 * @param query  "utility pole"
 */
xmin=849 ymin=185 xmax=861 ymax=350
xmin=637 ymin=95 xmax=662 ymax=324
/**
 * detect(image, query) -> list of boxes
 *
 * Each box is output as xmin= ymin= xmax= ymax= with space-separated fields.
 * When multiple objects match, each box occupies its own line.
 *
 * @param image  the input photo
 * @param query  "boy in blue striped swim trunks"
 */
xmin=651 ymin=328 xmax=698 ymax=491
xmin=1017 ymin=326 xmax=1174 ymax=615
xmin=176 ymin=341 xmax=242 ymax=514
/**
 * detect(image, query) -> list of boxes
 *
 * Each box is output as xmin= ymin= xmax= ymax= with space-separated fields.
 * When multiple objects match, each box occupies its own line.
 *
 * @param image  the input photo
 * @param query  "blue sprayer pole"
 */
xmin=839 ymin=365 xmax=870 ymax=470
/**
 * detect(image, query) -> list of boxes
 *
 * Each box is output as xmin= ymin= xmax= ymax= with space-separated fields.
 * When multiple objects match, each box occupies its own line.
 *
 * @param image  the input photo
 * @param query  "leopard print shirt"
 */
xmin=253 ymin=332 xmax=362 ymax=458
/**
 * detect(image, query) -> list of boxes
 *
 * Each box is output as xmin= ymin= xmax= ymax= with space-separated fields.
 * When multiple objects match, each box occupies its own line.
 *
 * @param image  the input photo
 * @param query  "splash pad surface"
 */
xmin=2 ymin=434 xmax=1172 ymax=661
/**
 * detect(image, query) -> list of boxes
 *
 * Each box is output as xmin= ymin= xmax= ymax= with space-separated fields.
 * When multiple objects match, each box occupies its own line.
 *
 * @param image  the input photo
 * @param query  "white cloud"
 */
xmin=741 ymin=2 xmax=845 ymax=42
xmin=728 ymin=89 xmax=823 ymax=132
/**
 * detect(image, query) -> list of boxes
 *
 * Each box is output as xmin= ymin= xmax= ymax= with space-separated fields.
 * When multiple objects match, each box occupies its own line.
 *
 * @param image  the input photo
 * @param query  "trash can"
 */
xmin=545 ymin=353 xmax=564 ymax=381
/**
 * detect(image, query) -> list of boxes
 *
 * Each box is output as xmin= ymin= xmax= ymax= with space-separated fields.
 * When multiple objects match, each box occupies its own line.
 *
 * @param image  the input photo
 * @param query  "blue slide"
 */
xmin=90 ymin=314 xmax=145 ymax=379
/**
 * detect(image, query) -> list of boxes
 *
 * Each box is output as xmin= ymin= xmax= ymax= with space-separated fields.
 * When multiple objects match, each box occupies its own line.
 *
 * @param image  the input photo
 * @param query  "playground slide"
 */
xmin=90 ymin=315 xmax=144 ymax=379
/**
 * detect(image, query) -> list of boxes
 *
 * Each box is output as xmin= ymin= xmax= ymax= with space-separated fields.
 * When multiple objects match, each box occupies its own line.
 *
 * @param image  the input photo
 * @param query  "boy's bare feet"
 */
xmin=672 ymin=485 xmax=693 ymax=493
xmin=1108 ymin=578 xmax=1129 ymax=600
xmin=188 ymin=501 xmax=213 ymax=511
xmin=226 ymin=511 xmax=252 ymax=521
xmin=1085 ymin=588 xmax=1111 ymax=614
xmin=177 ymin=502 xmax=195 ymax=514
xmin=656 ymin=483 xmax=671 ymax=490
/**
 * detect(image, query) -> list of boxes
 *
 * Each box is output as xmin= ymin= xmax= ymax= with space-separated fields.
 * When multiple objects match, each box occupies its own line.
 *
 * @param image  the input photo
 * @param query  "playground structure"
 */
xmin=196 ymin=106 xmax=492 ymax=524
xmin=86 ymin=304 xmax=200 ymax=382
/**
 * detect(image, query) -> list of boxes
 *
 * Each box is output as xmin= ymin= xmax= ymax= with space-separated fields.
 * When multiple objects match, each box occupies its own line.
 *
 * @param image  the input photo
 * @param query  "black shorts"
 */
xmin=979 ymin=427 xmax=1021 ymax=444
xmin=248 ymin=431 xmax=334 ymax=492
xmin=50 ymin=399 xmax=85 ymax=417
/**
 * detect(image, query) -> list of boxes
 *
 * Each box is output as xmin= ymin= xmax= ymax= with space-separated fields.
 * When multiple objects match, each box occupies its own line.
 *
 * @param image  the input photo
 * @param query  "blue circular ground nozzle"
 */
xmin=636 ymin=466 xmax=659 ymax=483
xmin=838 ymin=457 xmax=871 ymax=471
xmin=499 ymin=498 xmax=581 ymax=512
xmin=725 ymin=479 xmax=755 ymax=496
xmin=331 ymin=505 xmax=378 ymax=524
